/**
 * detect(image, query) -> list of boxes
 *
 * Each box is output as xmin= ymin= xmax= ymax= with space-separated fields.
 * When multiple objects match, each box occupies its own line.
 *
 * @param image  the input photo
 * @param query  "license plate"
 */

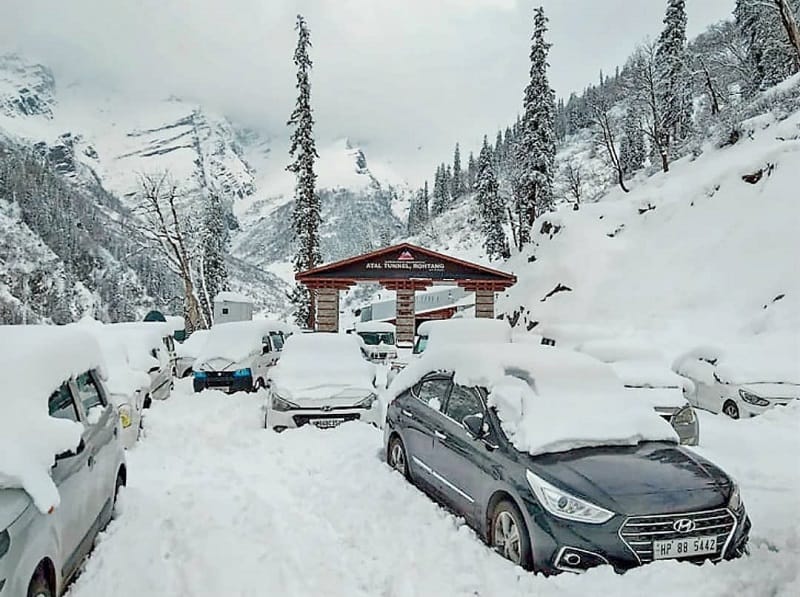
xmin=653 ymin=536 xmax=717 ymax=560
xmin=312 ymin=418 xmax=345 ymax=429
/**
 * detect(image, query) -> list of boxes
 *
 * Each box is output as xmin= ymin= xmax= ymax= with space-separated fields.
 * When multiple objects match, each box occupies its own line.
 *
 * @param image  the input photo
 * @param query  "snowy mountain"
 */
xmin=0 ymin=54 xmax=409 ymax=322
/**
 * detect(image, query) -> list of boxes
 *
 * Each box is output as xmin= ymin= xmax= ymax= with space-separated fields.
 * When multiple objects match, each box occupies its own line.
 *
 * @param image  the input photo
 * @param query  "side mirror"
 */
xmin=262 ymin=345 xmax=270 ymax=355
xmin=462 ymin=414 xmax=485 ymax=439
xmin=55 ymin=438 xmax=86 ymax=461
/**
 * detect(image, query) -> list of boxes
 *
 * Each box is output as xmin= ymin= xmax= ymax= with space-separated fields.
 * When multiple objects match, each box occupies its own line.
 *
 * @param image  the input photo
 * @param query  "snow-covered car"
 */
xmin=0 ymin=325 xmax=127 ymax=597
xmin=354 ymin=321 xmax=397 ymax=362
xmin=576 ymin=340 xmax=699 ymax=445
xmin=673 ymin=344 xmax=800 ymax=419
xmin=175 ymin=329 xmax=210 ymax=378
xmin=264 ymin=333 xmax=378 ymax=431
xmin=194 ymin=320 xmax=290 ymax=393
xmin=77 ymin=320 xmax=152 ymax=449
xmin=110 ymin=322 xmax=174 ymax=406
xmin=412 ymin=318 xmax=513 ymax=356
xmin=384 ymin=343 xmax=750 ymax=574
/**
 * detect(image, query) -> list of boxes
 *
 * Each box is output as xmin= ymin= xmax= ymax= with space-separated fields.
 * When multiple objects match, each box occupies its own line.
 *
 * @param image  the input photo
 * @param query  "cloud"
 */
xmin=0 ymin=0 xmax=735 ymax=185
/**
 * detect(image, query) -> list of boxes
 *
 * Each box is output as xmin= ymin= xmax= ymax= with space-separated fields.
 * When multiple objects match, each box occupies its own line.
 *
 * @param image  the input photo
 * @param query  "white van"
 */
xmin=413 ymin=318 xmax=513 ymax=355
xmin=193 ymin=320 xmax=291 ymax=393
xmin=354 ymin=321 xmax=397 ymax=362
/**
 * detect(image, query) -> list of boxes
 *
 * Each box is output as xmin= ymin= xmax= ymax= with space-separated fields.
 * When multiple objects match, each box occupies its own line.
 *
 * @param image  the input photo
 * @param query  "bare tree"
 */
xmin=773 ymin=0 xmax=800 ymax=70
xmin=132 ymin=172 xmax=206 ymax=331
xmin=586 ymin=86 xmax=630 ymax=192
xmin=626 ymin=43 xmax=671 ymax=173
xmin=562 ymin=163 xmax=584 ymax=205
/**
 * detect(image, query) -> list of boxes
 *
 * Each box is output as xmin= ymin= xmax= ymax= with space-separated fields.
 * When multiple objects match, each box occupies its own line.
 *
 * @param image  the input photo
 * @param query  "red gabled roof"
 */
xmin=295 ymin=242 xmax=516 ymax=283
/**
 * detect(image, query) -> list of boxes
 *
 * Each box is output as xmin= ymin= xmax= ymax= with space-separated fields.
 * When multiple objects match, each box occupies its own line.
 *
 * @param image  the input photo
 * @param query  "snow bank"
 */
xmin=271 ymin=333 xmax=374 ymax=397
xmin=390 ymin=344 xmax=677 ymax=455
xmin=0 ymin=325 xmax=103 ymax=513
xmin=196 ymin=320 xmax=290 ymax=364
xmin=355 ymin=321 xmax=396 ymax=333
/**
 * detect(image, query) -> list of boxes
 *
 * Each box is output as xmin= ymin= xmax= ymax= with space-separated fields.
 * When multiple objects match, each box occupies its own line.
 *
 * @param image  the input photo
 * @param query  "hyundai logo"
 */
xmin=321 ymin=405 xmax=333 ymax=412
xmin=673 ymin=518 xmax=696 ymax=533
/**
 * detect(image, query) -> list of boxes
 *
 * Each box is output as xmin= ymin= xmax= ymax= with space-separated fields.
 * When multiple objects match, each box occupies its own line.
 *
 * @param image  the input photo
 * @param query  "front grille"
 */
xmin=619 ymin=508 xmax=736 ymax=563
xmin=293 ymin=413 xmax=360 ymax=427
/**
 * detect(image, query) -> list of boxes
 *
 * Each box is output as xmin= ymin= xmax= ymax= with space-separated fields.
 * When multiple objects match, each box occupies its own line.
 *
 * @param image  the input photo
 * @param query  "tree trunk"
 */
xmin=775 ymin=0 xmax=800 ymax=72
xmin=182 ymin=275 xmax=203 ymax=333
xmin=701 ymin=59 xmax=721 ymax=116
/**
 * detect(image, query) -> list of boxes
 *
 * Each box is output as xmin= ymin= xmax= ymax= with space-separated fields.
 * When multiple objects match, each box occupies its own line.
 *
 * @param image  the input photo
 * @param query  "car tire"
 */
xmin=113 ymin=470 xmax=126 ymax=515
xmin=387 ymin=434 xmax=410 ymax=480
xmin=27 ymin=566 xmax=53 ymax=597
xmin=723 ymin=400 xmax=740 ymax=419
xmin=490 ymin=500 xmax=533 ymax=570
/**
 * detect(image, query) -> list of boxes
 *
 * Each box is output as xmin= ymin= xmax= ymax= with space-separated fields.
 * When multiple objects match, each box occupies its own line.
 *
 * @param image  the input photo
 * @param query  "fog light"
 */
xmin=564 ymin=552 xmax=581 ymax=567
xmin=556 ymin=547 xmax=608 ymax=572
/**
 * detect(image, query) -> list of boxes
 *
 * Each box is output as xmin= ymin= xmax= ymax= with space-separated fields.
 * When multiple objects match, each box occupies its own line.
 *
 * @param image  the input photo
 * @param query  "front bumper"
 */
xmin=267 ymin=404 xmax=379 ymax=431
xmin=194 ymin=372 xmax=253 ymax=394
xmin=523 ymin=498 xmax=751 ymax=574
xmin=740 ymin=398 xmax=793 ymax=417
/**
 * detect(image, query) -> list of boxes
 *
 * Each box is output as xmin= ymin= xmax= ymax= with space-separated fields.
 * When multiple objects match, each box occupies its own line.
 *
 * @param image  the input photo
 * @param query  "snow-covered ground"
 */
xmin=66 ymin=380 xmax=799 ymax=597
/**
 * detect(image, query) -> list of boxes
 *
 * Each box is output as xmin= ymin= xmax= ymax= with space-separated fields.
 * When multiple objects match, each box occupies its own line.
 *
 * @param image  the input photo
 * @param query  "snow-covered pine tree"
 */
xmin=735 ymin=0 xmax=800 ymax=94
xmin=467 ymin=152 xmax=477 ymax=192
xmin=619 ymin=108 xmax=646 ymax=177
xmin=475 ymin=137 xmax=510 ymax=261
xmin=494 ymin=130 xmax=504 ymax=168
xmin=407 ymin=182 xmax=430 ymax=234
xmin=513 ymin=5 xmax=556 ymax=249
xmin=200 ymin=191 xmax=230 ymax=324
xmin=655 ymin=0 xmax=692 ymax=162
xmin=287 ymin=14 xmax=320 ymax=328
xmin=431 ymin=164 xmax=447 ymax=215
xmin=444 ymin=164 xmax=453 ymax=206
xmin=452 ymin=143 xmax=464 ymax=199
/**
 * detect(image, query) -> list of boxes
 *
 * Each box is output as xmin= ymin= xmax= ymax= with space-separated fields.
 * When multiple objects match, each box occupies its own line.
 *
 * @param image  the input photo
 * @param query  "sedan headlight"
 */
xmin=526 ymin=470 xmax=615 ymax=524
xmin=355 ymin=393 xmax=378 ymax=409
xmin=118 ymin=404 xmax=133 ymax=429
xmin=0 ymin=528 xmax=10 ymax=559
xmin=728 ymin=482 xmax=743 ymax=512
xmin=673 ymin=405 xmax=696 ymax=426
xmin=271 ymin=393 xmax=300 ymax=412
xmin=739 ymin=389 xmax=769 ymax=407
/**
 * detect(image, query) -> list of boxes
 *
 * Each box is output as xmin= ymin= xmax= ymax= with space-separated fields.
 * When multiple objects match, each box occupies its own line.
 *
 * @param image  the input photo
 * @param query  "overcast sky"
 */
xmin=0 ymin=0 xmax=735 ymax=184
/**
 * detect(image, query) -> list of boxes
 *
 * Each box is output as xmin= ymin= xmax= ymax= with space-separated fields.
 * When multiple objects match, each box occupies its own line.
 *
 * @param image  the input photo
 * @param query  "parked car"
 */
xmin=193 ymin=320 xmax=290 ymax=393
xmin=77 ymin=320 xmax=151 ymax=449
xmin=412 ymin=318 xmax=513 ymax=356
xmin=109 ymin=323 xmax=173 ymax=406
xmin=354 ymin=321 xmax=397 ymax=362
xmin=575 ymin=339 xmax=699 ymax=445
xmin=175 ymin=329 xmax=210 ymax=378
xmin=0 ymin=325 xmax=126 ymax=597
xmin=673 ymin=344 xmax=800 ymax=419
xmin=264 ymin=333 xmax=378 ymax=431
xmin=384 ymin=343 xmax=750 ymax=574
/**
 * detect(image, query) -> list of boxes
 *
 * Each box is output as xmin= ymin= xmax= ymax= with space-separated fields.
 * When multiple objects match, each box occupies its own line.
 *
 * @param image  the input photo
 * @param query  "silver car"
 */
xmin=0 ymin=370 xmax=126 ymax=597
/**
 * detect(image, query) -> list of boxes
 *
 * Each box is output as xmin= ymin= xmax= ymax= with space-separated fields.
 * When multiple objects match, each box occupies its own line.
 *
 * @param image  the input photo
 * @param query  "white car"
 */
xmin=354 ymin=321 xmax=397 ymax=362
xmin=194 ymin=320 xmax=291 ymax=393
xmin=264 ymin=333 xmax=379 ymax=431
xmin=110 ymin=323 xmax=174 ymax=406
xmin=413 ymin=318 xmax=513 ymax=356
xmin=673 ymin=345 xmax=800 ymax=419
xmin=175 ymin=329 xmax=210 ymax=378
xmin=575 ymin=339 xmax=699 ymax=445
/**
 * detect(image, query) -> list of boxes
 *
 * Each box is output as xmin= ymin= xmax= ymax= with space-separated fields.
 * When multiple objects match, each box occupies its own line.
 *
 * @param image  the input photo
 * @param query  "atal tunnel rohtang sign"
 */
xmin=318 ymin=249 xmax=501 ymax=281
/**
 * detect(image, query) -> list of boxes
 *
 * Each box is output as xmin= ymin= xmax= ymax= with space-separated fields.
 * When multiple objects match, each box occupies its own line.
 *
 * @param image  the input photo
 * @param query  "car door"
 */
xmin=429 ymin=384 xmax=496 ymax=520
xmin=48 ymin=381 xmax=93 ymax=579
xmin=397 ymin=375 xmax=452 ymax=485
xmin=72 ymin=371 xmax=117 ymax=525
xmin=149 ymin=347 xmax=171 ymax=400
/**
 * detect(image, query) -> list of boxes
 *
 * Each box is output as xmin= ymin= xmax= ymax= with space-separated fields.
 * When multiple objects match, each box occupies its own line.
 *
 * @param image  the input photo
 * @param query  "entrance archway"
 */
xmin=295 ymin=243 xmax=517 ymax=343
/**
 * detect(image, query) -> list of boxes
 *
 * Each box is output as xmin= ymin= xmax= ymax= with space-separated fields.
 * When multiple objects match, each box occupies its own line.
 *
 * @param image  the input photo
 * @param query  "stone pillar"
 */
xmin=395 ymin=288 xmax=416 ymax=344
xmin=475 ymin=289 xmax=495 ymax=319
xmin=316 ymin=288 xmax=339 ymax=332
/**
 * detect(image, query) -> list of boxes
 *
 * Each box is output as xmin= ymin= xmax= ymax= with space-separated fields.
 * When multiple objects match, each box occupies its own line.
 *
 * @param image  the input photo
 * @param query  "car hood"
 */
xmin=739 ymin=382 xmax=800 ymax=400
xmin=623 ymin=386 xmax=688 ymax=409
xmin=196 ymin=358 xmax=245 ymax=372
xmin=529 ymin=442 xmax=730 ymax=515
xmin=275 ymin=384 xmax=374 ymax=407
xmin=0 ymin=488 xmax=32 ymax=529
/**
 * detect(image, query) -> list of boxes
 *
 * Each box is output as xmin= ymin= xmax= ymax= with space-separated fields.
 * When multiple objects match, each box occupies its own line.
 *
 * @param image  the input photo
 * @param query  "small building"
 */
xmin=213 ymin=292 xmax=254 ymax=325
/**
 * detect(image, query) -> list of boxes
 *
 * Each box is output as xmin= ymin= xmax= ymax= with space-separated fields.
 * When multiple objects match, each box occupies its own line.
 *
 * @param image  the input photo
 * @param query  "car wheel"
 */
xmin=490 ymin=500 xmax=533 ymax=570
xmin=723 ymin=400 xmax=740 ymax=419
xmin=387 ymin=434 xmax=410 ymax=479
xmin=27 ymin=566 xmax=53 ymax=597
xmin=113 ymin=470 xmax=126 ymax=515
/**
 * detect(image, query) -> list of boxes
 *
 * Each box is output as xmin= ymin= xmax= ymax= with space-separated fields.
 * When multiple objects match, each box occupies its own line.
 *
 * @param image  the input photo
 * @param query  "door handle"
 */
xmin=401 ymin=409 xmax=414 ymax=419
xmin=433 ymin=430 xmax=447 ymax=440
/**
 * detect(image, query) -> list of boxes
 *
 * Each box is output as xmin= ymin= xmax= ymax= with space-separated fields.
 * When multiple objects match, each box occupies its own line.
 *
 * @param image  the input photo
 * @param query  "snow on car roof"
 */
xmin=610 ymin=359 xmax=692 ymax=391
xmin=576 ymin=338 xmax=665 ymax=363
xmin=271 ymin=333 xmax=374 ymax=396
xmin=355 ymin=321 xmax=396 ymax=333
xmin=213 ymin=291 xmax=254 ymax=304
xmin=389 ymin=343 xmax=677 ymax=456
xmin=165 ymin=315 xmax=185 ymax=332
xmin=0 ymin=325 xmax=103 ymax=513
xmin=196 ymin=320 xmax=290 ymax=364
xmin=418 ymin=318 xmax=512 ymax=344
xmin=176 ymin=329 xmax=210 ymax=359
